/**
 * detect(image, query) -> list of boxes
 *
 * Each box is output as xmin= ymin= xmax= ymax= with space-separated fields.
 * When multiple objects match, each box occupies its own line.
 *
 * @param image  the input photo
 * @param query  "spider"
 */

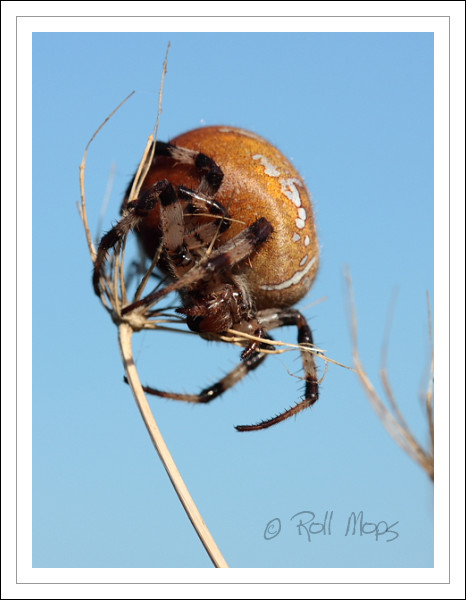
xmin=93 ymin=126 xmax=320 ymax=431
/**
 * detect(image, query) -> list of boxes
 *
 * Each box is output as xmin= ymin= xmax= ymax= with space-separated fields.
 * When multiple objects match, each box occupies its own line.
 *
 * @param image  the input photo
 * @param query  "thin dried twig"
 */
xmin=118 ymin=324 xmax=228 ymax=568
xmin=78 ymin=45 xmax=229 ymax=568
xmin=425 ymin=291 xmax=435 ymax=455
xmin=345 ymin=270 xmax=434 ymax=481
xmin=78 ymin=90 xmax=136 ymax=262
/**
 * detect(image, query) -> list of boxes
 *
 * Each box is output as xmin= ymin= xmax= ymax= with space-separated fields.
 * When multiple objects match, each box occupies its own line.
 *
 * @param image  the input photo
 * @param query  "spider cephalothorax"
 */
xmin=93 ymin=126 xmax=320 ymax=431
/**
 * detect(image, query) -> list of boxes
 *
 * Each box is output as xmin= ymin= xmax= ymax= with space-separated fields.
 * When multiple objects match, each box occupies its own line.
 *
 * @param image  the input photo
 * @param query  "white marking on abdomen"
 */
xmin=260 ymin=256 xmax=317 ymax=291
xmin=252 ymin=154 xmax=280 ymax=177
xmin=281 ymin=178 xmax=303 ymax=207
xmin=295 ymin=218 xmax=306 ymax=229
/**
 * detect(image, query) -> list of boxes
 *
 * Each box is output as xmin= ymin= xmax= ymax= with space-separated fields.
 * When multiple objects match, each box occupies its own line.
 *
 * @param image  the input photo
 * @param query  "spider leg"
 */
xmin=182 ymin=222 xmax=225 ymax=251
xmin=136 ymin=301 xmax=323 ymax=408
xmin=147 ymin=144 xmax=230 ymax=254
xmin=234 ymin=308 xmax=319 ymax=432
xmin=122 ymin=142 xmax=223 ymax=209
xmin=240 ymin=326 xmax=271 ymax=361
xmin=138 ymin=346 xmax=268 ymax=403
xmin=160 ymin=185 xmax=231 ymax=275
xmin=155 ymin=141 xmax=224 ymax=195
xmin=156 ymin=181 xmax=196 ymax=276
xmin=93 ymin=179 xmax=171 ymax=295
xmin=179 ymin=186 xmax=228 ymax=220
xmin=122 ymin=217 xmax=273 ymax=314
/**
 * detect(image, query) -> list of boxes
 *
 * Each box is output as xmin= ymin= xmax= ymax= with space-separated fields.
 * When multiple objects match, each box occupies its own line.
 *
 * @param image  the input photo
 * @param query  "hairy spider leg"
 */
xmin=93 ymin=180 xmax=167 ymax=295
xmin=137 ymin=308 xmax=319 ymax=432
xmin=137 ymin=342 xmax=269 ymax=403
xmin=154 ymin=141 xmax=224 ymax=195
xmin=235 ymin=308 xmax=319 ymax=431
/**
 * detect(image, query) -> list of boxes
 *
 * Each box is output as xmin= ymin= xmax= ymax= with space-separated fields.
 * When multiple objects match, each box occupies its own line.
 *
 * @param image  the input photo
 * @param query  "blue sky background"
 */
xmin=32 ymin=32 xmax=435 ymax=569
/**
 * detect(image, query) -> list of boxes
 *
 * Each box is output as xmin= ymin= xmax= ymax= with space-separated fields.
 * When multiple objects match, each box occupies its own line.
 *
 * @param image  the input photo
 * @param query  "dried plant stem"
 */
xmin=118 ymin=322 xmax=229 ymax=568
xmin=78 ymin=90 xmax=136 ymax=262
xmin=346 ymin=271 xmax=434 ymax=481
xmin=225 ymin=328 xmax=352 ymax=371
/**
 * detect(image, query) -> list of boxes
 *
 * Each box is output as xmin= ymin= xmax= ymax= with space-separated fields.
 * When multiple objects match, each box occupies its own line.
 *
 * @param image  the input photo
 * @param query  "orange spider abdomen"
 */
xmin=139 ymin=126 xmax=319 ymax=309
